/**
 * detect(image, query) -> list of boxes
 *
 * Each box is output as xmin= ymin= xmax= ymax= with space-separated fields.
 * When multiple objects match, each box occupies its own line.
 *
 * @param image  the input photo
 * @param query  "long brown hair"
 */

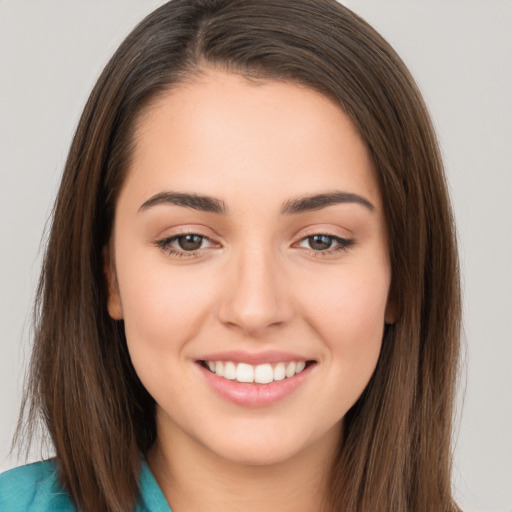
xmin=16 ymin=1 xmax=461 ymax=510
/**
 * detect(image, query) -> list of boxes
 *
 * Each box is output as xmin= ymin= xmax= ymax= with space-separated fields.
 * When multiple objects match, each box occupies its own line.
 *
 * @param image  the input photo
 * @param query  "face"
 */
xmin=107 ymin=70 xmax=394 ymax=466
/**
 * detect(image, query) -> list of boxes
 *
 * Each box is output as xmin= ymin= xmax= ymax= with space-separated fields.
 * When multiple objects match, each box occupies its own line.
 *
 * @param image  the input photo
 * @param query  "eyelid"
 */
xmin=297 ymin=224 xmax=353 ymax=238
xmin=297 ymin=234 xmax=353 ymax=247
xmin=153 ymin=226 xmax=222 ymax=258
xmin=292 ymin=227 xmax=355 ymax=256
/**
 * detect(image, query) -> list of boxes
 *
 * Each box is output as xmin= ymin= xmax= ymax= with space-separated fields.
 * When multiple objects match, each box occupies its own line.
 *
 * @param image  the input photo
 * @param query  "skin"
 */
xmin=106 ymin=69 xmax=395 ymax=512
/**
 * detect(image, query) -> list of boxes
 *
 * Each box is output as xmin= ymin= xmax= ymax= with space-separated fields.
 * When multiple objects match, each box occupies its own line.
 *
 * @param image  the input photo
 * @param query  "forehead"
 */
xmin=124 ymin=69 xmax=381 ymax=210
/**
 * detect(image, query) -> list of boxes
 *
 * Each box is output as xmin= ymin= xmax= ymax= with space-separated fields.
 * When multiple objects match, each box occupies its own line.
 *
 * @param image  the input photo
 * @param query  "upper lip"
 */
xmin=197 ymin=350 xmax=314 ymax=365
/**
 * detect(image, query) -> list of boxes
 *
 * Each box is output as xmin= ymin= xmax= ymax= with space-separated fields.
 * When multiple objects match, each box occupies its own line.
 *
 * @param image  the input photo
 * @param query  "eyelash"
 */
xmin=297 ymin=233 xmax=355 ymax=257
xmin=154 ymin=232 xmax=355 ymax=259
xmin=154 ymin=234 xmax=216 ymax=258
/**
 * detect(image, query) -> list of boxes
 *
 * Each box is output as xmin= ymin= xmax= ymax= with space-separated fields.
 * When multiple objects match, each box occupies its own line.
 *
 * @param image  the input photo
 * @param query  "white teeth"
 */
xmin=254 ymin=364 xmax=273 ymax=384
xmin=273 ymin=362 xmax=286 ymax=381
xmin=236 ymin=363 xmax=254 ymax=383
xmin=224 ymin=361 xmax=236 ymax=380
xmin=215 ymin=361 xmax=224 ymax=377
xmin=205 ymin=360 xmax=309 ymax=384
xmin=285 ymin=362 xmax=296 ymax=378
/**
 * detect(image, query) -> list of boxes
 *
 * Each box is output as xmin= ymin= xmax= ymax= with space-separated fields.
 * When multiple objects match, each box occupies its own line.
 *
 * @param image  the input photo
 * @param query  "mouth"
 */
xmin=196 ymin=351 xmax=317 ymax=407
xmin=199 ymin=360 xmax=315 ymax=385
xmin=197 ymin=359 xmax=316 ymax=407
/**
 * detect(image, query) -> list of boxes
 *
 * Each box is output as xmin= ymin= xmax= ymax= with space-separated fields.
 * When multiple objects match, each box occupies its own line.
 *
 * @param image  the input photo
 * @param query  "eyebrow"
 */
xmin=280 ymin=191 xmax=375 ymax=214
xmin=139 ymin=192 xmax=228 ymax=214
xmin=138 ymin=190 xmax=374 ymax=215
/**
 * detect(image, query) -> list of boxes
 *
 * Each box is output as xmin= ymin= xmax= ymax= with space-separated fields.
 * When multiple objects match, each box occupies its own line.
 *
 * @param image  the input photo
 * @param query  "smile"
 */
xmin=197 ymin=356 xmax=316 ymax=407
xmin=203 ymin=360 xmax=307 ymax=384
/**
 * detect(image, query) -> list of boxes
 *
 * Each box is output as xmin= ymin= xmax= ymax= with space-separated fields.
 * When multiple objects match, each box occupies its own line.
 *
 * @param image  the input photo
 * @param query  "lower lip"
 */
xmin=197 ymin=363 xmax=314 ymax=408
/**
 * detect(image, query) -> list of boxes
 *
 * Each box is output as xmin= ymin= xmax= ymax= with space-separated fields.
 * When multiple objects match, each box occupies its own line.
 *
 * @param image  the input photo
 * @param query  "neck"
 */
xmin=147 ymin=422 xmax=339 ymax=512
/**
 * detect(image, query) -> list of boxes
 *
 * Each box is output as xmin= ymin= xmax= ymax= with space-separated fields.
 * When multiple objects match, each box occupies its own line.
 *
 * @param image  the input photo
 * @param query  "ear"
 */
xmin=103 ymin=246 xmax=124 ymax=320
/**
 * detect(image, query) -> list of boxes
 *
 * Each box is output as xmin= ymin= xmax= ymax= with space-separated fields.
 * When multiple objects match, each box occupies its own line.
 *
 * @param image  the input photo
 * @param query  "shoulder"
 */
xmin=0 ymin=460 xmax=76 ymax=512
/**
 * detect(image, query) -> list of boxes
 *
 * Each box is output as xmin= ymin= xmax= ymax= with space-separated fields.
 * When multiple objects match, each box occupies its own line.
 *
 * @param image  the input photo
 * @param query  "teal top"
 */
xmin=0 ymin=459 xmax=172 ymax=511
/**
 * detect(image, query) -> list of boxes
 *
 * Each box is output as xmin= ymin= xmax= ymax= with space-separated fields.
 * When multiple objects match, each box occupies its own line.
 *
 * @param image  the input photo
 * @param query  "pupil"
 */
xmin=309 ymin=235 xmax=332 ymax=251
xmin=178 ymin=235 xmax=203 ymax=251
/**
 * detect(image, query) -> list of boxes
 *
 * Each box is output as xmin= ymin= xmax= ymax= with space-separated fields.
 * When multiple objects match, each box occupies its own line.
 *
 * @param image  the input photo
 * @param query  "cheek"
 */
xmin=299 ymin=263 xmax=389 ymax=385
xmin=114 ymin=249 xmax=217 ymax=373
xmin=303 ymin=261 xmax=389 ymax=332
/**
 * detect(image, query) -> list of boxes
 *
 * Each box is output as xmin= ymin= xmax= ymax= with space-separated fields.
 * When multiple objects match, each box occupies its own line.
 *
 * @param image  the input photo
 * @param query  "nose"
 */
xmin=216 ymin=244 xmax=295 ymax=337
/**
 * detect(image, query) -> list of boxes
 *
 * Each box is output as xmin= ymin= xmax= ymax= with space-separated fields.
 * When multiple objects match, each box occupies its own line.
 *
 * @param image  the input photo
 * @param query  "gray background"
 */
xmin=1 ymin=1 xmax=511 ymax=511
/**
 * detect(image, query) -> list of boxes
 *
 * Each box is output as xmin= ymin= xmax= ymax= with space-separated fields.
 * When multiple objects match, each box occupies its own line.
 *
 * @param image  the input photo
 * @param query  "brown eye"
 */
xmin=296 ymin=233 xmax=355 ymax=255
xmin=177 ymin=234 xmax=204 ymax=251
xmin=155 ymin=233 xmax=216 ymax=258
xmin=307 ymin=235 xmax=334 ymax=251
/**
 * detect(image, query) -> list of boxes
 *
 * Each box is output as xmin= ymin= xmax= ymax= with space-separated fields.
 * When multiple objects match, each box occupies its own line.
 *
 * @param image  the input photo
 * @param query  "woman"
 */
xmin=0 ymin=1 xmax=461 ymax=511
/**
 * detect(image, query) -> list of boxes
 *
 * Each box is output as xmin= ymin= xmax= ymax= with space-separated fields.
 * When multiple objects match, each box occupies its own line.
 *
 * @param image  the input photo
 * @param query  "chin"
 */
xmin=209 ymin=437 xmax=305 ymax=466
xmin=196 ymin=419 xmax=337 ymax=467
